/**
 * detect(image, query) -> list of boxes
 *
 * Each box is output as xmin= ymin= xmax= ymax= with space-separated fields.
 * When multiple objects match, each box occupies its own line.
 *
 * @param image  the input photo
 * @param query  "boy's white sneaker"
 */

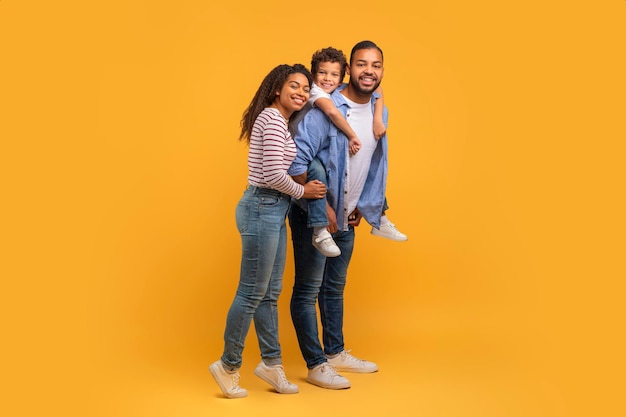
xmin=371 ymin=222 xmax=408 ymax=241
xmin=326 ymin=350 xmax=378 ymax=373
xmin=254 ymin=362 xmax=299 ymax=394
xmin=306 ymin=362 xmax=351 ymax=389
xmin=312 ymin=230 xmax=341 ymax=257
xmin=209 ymin=360 xmax=248 ymax=399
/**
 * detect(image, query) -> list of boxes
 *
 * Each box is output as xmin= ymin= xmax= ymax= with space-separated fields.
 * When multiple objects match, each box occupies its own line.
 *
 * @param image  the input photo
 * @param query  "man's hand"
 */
xmin=292 ymin=172 xmax=307 ymax=185
xmin=326 ymin=203 xmax=338 ymax=233
xmin=348 ymin=208 xmax=363 ymax=227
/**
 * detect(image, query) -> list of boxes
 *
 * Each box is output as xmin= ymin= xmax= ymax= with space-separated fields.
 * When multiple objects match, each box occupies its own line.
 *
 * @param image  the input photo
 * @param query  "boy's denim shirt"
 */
xmin=288 ymin=84 xmax=388 ymax=230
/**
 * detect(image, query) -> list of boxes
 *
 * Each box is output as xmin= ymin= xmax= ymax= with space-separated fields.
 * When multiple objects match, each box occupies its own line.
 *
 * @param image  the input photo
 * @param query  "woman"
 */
xmin=209 ymin=64 xmax=326 ymax=398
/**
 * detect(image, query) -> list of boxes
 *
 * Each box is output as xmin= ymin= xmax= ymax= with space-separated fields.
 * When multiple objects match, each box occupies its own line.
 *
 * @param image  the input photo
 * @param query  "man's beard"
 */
xmin=349 ymin=76 xmax=381 ymax=95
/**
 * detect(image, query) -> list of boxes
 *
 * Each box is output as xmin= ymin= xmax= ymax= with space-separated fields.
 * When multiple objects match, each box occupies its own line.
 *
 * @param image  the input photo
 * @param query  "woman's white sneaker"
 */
xmin=254 ymin=362 xmax=299 ymax=394
xmin=306 ymin=362 xmax=351 ymax=389
xmin=209 ymin=360 xmax=248 ymax=398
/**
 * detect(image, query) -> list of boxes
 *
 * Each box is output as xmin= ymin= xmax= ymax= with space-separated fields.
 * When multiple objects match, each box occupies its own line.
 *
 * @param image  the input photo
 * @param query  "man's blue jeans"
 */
xmin=220 ymin=186 xmax=290 ymax=371
xmin=289 ymin=203 xmax=355 ymax=369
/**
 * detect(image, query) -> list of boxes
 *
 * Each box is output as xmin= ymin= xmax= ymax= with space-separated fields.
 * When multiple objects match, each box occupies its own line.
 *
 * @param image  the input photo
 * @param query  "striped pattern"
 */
xmin=247 ymin=108 xmax=304 ymax=199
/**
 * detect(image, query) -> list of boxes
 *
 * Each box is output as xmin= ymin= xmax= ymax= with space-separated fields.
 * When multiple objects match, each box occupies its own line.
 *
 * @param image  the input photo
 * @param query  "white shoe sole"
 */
xmin=306 ymin=376 xmax=351 ymax=390
xmin=327 ymin=364 xmax=379 ymax=373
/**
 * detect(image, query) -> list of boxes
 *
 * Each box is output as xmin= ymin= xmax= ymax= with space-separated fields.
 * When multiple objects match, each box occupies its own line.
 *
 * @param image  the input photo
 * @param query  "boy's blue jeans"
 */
xmin=304 ymin=158 xmax=330 ymax=227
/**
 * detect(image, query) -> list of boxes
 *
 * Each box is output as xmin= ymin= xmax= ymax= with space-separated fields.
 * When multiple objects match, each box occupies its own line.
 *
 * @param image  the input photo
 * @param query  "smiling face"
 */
xmin=273 ymin=73 xmax=310 ymax=119
xmin=313 ymin=61 xmax=343 ymax=94
xmin=347 ymin=47 xmax=384 ymax=96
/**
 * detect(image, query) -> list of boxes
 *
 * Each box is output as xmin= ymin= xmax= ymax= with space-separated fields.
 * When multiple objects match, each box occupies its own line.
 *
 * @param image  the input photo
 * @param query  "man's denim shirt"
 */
xmin=288 ymin=85 xmax=388 ymax=230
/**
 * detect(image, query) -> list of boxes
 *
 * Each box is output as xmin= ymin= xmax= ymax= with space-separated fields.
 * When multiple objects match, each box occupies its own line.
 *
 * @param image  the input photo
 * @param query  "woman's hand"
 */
xmin=302 ymin=179 xmax=326 ymax=199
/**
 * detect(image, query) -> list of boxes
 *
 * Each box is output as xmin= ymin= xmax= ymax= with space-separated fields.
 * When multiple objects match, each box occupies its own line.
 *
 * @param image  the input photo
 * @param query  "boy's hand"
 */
xmin=349 ymin=137 xmax=362 ymax=155
xmin=373 ymin=120 xmax=386 ymax=140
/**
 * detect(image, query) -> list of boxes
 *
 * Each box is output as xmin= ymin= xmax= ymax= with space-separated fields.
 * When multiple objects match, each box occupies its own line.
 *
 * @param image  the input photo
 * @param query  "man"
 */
xmin=288 ymin=41 xmax=389 ymax=389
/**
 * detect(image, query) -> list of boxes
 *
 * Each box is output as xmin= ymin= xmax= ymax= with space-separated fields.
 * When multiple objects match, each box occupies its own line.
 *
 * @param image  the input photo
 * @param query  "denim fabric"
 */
xmin=304 ymin=157 xmax=329 ymax=227
xmin=305 ymin=157 xmax=390 ymax=227
xmin=220 ymin=186 xmax=290 ymax=371
xmin=288 ymin=85 xmax=388 ymax=229
xmin=289 ymin=204 xmax=355 ymax=369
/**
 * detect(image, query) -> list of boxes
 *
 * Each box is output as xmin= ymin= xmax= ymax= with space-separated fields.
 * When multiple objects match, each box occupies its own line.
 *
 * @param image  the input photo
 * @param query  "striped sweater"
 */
xmin=247 ymin=108 xmax=304 ymax=199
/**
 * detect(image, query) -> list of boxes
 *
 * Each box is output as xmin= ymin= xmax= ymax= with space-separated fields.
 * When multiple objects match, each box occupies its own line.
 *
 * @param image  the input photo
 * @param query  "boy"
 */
xmin=304 ymin=47 xmax=407 ymax=257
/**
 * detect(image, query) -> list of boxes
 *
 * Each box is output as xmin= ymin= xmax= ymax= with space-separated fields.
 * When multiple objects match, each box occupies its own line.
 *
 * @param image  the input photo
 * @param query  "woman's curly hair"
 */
xmin=239 ymin=64 xmax=312 ymax=143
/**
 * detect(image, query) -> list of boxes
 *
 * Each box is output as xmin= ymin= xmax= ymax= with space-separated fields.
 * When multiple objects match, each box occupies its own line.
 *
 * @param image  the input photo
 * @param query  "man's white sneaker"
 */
xmin=254 ymin=362 xmax=299 ymax=394
xmin=209 ymin=360 xmax=248 ymax=399
xmin=326 ymin=350 xmax=378 ymax=373
xmin=312 ymin=230 xmax=341 ymax=257
xmin=371 ymin=222 xmax=408 ymax=241
xmin=306 ymin=362 xmax=351 ymax=389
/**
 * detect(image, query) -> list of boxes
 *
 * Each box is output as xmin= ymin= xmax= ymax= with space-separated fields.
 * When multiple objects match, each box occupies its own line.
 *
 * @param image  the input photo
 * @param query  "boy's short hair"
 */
xmin=310 ymin=47 xmax=347 ymax=82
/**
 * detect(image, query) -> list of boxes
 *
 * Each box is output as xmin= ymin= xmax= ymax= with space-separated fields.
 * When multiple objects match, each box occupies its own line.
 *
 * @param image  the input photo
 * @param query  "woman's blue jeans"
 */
xmin=289 ymin=204 xmax=355 ymax=369
xmin=220 ymin=186 xmax=290 ymax=371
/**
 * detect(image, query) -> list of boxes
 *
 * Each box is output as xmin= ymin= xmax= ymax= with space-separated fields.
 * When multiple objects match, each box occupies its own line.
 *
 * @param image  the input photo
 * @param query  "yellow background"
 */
xmin=1 ymin=1 xmax=625 ymax=416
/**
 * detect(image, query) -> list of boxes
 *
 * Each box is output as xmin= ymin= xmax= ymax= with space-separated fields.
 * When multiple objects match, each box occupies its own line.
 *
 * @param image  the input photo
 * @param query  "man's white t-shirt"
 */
xmin=343 ymin=95 xmax=376 ymax=217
